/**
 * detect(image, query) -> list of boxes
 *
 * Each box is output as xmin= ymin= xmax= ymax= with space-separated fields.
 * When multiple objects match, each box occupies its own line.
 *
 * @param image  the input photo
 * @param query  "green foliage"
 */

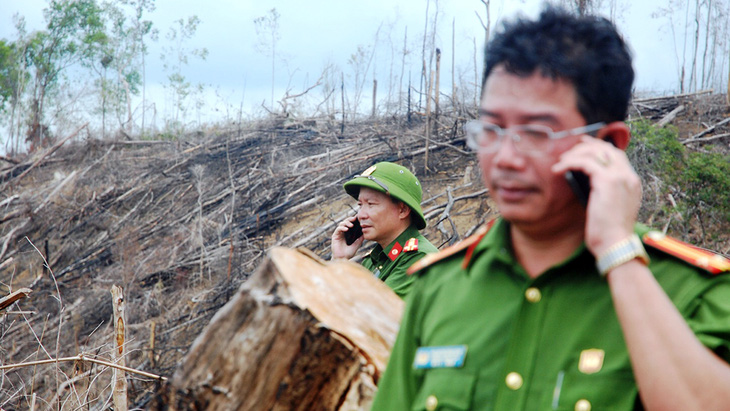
xmin=41 ymin=0 xmax=108 ymax=69
xmin=681 ymin=151 xmax=730 ymax=226
xmin=1 ymin=0 xmax=158 ymax=146
xmin=628 ymin=119 xmax=730 ymax=246
xmin=0 ymin=39 xmax=27 ymax=113
xmin=627 ymin=120 xmax=684 ymax=181
xmin=24 ymin=0 xmax=107 ymax=139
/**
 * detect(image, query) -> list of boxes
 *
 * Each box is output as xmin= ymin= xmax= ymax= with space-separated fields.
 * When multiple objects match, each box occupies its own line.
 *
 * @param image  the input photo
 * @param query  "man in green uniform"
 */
xmin=372 ymin=7 xmax=730 ymax=410
xmin=331 ymin=161 xmax=438 ymax=298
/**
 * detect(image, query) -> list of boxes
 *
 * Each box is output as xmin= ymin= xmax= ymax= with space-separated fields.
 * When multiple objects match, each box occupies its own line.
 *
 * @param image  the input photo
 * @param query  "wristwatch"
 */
xmin=596 ymin=234 xmax=650 ymax=277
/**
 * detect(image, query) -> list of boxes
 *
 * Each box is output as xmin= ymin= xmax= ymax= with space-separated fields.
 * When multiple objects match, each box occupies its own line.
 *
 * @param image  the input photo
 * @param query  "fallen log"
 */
xmin=686 ymin=116 xmax=730 ymax=140
xmin=632 ymin=89 xmax=713 ymax=103
xmin=655 ymin=104 xmax=685 ymax=127
xmin=154 ymin=247 xmax=403 ymax=410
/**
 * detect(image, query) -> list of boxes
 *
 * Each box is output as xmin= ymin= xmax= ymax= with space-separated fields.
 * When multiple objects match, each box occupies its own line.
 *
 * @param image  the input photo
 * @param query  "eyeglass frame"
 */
xmin=351 ymin=174 xmax=390 ymax=194
xmin=464 ymin=120 xmax=606 ymax=156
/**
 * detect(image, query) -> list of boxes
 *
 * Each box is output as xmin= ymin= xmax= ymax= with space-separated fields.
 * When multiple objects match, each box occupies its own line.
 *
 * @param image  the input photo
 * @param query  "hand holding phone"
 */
xmin=564 ymin=137 xmax=615 ymax=208
xmin=344 ymin=219 xmax=363 ymax=245
xmin=565 ymin=170 xmax=590 ymax=208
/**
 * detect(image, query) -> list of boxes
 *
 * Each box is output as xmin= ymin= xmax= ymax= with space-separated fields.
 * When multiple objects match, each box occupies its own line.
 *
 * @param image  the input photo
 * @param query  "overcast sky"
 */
xmin=0 ymin=0 xmax=680 ymax=124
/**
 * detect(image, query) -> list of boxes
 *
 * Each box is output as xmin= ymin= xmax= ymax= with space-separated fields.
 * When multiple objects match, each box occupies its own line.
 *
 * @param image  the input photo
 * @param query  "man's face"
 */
xmin=478 ymin=67 xmax=587 ymax=228
xmin=357 ymin=187 xmax=405 ymax=245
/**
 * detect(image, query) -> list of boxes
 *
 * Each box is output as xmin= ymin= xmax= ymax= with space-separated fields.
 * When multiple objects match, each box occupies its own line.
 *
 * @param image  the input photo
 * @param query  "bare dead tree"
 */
xmin=452 ymin=18 xmax=456 ymax=108
xmin=688 ymin=0 xmax=702 ymax=92
xmin=341 ymin=72 xmax=346 ymax=134
xmin=474 ymin=0 xmax=495 ymax=107
xmin=371 ymin=79 xmax=377 ymax=118
xmin=577 ymin=0 xmax=589 ymax=15
xmin=476 ymin=0 xmax=492 ymax=49
xmin=653 ymin=0 xmax=730 ymax=94
xmin=278 ymin=70 xmax=326 ymax=115
xmin=383 ymin=19 xmax=398 ymax=117
xmin=473 ymin=37 xmax=479 ymax=107
xmin=419 ymin=0 xmax=431 ymax=110
xmin=253 ymin=8 xmax=281 ymax=110
xmin=399 ymin=27 xmax=409 ymax=118
xmin=435 ymin=48 xmax=441 ymax=120
xmin=347 ymin=37 xmax=377 ymax=117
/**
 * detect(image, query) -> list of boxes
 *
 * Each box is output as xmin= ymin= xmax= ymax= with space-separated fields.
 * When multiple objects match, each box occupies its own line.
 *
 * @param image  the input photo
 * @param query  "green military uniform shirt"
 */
xmin=361 ymin=225 xmax=438 ymax=299
xmin=372 ymin=218 xmax=730 ymax=410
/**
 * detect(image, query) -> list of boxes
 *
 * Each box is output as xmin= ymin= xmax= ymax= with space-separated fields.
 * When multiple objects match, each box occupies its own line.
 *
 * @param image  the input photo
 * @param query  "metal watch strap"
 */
xmin=596 ymin=234 xmax=650 ymax=277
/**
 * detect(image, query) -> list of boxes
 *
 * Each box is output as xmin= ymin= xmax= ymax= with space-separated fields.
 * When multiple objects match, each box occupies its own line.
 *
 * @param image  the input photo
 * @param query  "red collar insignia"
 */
xmin=388 ymin=242 xmax=403 ymax=261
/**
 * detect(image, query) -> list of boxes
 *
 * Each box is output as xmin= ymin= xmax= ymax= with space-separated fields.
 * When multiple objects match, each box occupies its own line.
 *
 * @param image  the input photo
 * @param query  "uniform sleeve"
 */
xmin=384 ymin=251 xmax=427 ymax=298
xmin=687 ymin=278 xmax=730 ymax=362
xmin=371 ymin=277 xmax=424 ymax=409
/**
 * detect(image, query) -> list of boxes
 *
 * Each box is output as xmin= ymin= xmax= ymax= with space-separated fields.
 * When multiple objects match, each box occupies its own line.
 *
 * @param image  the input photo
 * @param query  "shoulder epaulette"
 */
xmin=407 ymin=218 xmax=497 ymax=275
xmin=403 ymin=238 xmax=419 ymax=253
xmin=642 ymin=231 xmax=730 ymax=275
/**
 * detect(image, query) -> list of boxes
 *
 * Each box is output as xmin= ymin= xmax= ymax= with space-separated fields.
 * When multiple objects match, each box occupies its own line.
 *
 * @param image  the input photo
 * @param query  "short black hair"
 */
xmin=482 ymin=6 xmax=634 ymax=124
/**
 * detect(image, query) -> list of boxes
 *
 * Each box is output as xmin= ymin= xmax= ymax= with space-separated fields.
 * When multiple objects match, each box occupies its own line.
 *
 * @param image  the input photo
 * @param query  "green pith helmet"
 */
xmin=344 ymin=162 xmax=427 ymax=230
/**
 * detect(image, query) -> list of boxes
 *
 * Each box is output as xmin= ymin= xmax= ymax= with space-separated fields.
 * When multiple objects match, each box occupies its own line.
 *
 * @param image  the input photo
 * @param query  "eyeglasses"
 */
xmin=464 ymin=120 xmax=605 ymax=156
xmin=352 ymin=174 xmax=389 ymax=194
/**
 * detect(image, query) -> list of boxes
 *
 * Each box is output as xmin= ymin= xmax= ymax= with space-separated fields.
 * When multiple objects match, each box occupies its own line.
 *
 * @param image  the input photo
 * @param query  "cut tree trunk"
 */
xmin=111 ymin=285 xmax=128 ymax=411
xmin=153 ymin=247 xmax=404 ymax=410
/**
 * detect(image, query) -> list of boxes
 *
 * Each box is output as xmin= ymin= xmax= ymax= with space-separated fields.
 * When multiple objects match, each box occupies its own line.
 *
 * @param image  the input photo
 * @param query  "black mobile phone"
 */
xmin=565 ymin=170 xmax=590 ymax=208
xmin=566 ymin=137 xmax=616 ymax=207
xmin=344 ymin=219 xmax=363 ymax=245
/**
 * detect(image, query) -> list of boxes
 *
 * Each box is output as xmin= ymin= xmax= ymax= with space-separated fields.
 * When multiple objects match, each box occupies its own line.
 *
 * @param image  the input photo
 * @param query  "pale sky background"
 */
xmin=0 ymin=0 xmax=686 ymax=128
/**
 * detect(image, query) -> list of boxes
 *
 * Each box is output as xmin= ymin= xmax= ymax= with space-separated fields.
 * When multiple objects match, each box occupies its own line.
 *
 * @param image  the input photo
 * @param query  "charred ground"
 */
xmin=0 ymin=93 xmax=728 ymax=408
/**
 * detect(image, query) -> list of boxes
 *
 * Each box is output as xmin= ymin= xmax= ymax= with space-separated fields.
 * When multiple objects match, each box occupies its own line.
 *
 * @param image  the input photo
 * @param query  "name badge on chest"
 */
xmin=413 ymin=345 xmax=468 ymax=369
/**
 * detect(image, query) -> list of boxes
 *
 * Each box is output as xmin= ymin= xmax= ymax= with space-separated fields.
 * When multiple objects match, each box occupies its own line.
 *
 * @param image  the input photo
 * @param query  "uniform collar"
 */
xmin=373 ymin=225 xmax=421 ymax=262
xmin=467 ymin=219 xmax=593 ymax=278
xmin=468 ymin=217 xmax=511 ymax=266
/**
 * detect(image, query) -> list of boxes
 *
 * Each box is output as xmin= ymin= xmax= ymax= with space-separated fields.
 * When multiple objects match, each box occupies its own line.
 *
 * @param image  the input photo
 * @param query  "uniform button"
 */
xmin=505 ymin=372 xmax=523 ymax=390
xmin=575 ymin=399 xmax=591 ymax=411
xmin=525 ymin=287 xmax=541 ymax=303
xmin=425 ymin=394 xmax=438 ymax=410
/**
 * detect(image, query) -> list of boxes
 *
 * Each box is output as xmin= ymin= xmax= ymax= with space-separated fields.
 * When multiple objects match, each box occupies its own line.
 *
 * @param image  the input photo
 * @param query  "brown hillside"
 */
xmin=0 ymin=94 xmax=728 ymax=408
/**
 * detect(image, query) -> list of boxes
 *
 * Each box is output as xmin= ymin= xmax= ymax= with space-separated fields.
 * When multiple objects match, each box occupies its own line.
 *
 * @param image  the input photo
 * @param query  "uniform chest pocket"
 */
xmin=412 ymin=369 xmax=477 ymax=411
xmin=552 ymin=370 xmax=638 ymax=410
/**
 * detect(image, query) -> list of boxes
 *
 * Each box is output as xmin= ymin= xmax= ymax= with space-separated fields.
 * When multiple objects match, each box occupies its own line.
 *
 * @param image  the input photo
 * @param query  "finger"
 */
xmin=552 ymin=138 xmax=622 ymax=175
xmin=352 ymin=236 xmax=364 ymax=247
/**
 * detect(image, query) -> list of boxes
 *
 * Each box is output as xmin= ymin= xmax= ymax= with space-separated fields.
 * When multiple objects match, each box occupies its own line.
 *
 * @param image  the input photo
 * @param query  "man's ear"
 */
xmin=597 ymin=121 xmax=631 ymax=150
xmin=398 ymin=201 xmax=412 ymax=221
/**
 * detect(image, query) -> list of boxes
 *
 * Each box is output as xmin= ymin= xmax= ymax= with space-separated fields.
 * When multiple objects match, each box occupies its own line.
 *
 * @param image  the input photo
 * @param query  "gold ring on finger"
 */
xmin=598 ymin=152 xmax=611 ymax=167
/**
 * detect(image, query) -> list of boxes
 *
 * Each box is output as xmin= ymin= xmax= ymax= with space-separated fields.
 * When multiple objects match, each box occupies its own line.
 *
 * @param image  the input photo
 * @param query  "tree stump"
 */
xmin=155 ymin=247 xmax=404 ymax=410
